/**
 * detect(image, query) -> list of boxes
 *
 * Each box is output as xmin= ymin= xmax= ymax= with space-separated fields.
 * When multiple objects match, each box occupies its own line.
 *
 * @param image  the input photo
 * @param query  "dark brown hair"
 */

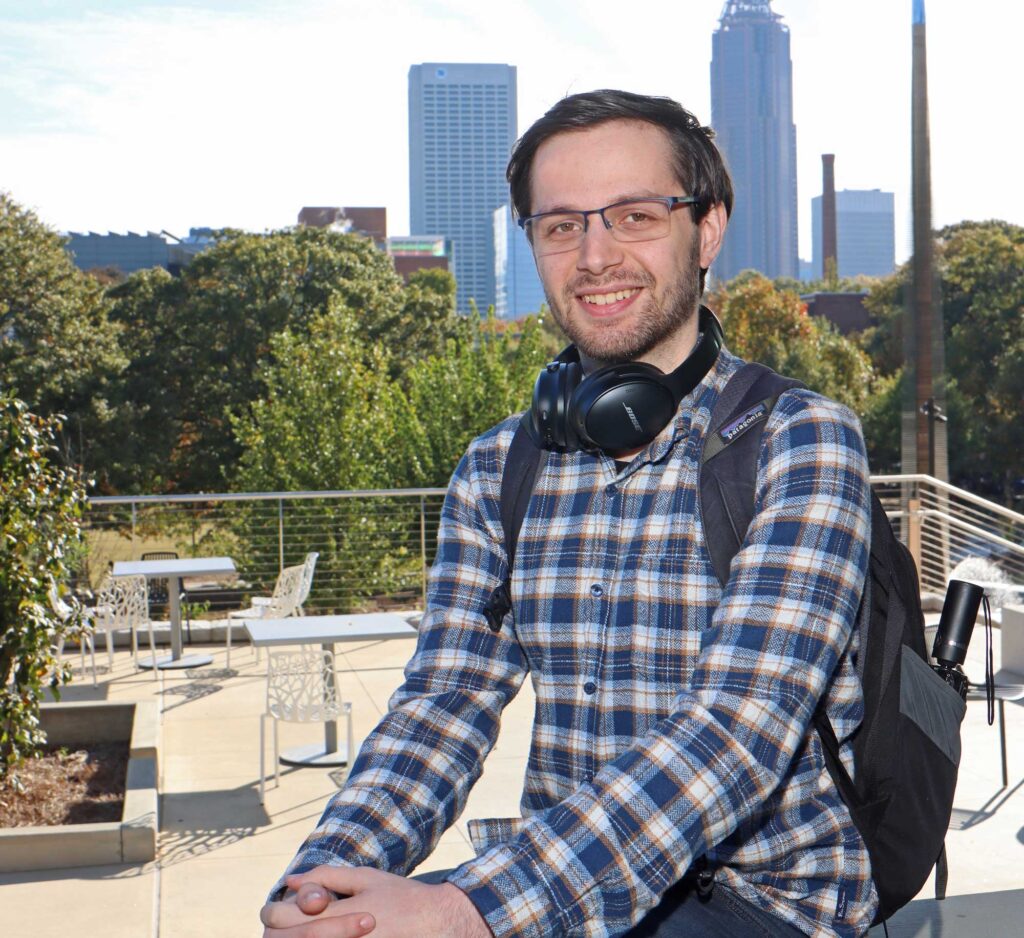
xmin=507 ymin=89 xmax=733 ymax=225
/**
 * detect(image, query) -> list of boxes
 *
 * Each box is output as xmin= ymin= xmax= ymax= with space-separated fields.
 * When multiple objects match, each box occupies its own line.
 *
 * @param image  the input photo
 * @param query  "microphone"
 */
xmin=931 ymin=579 xmax=985 ymax=700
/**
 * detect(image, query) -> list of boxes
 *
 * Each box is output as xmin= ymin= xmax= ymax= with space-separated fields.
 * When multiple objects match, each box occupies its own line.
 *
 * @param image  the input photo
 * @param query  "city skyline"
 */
xmin=2 ymin=1 xmax=1022 ymax=267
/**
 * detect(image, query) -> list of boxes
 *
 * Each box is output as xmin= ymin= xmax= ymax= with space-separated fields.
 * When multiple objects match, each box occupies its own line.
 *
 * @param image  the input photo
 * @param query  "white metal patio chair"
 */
xmin=52 ymin=584 xmax=98 ymax=686
xmin=226 ymin=552 xmax=318 ymax=668
xmin=92 ymin=574 xmax=158 ymax=681
xmin=258 ymin=647 xmax=352 ymax=804
xmin=296 ymin=551 xmax=319 ymax=614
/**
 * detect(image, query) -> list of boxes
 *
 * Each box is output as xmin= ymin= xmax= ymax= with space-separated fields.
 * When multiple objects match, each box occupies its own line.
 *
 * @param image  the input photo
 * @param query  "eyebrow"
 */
xmin=532 ymin=190 xmax=669 ymax=215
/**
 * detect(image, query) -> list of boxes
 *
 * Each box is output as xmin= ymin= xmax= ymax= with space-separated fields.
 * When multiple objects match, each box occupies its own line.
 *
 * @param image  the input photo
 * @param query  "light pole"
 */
xmin=920 ymin=398 xmax=947 ymax=478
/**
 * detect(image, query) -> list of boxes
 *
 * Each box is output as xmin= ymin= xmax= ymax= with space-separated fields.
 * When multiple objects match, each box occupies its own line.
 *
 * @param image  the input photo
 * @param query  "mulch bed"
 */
xmin=0 ymin=742 xmax=128 ymax=827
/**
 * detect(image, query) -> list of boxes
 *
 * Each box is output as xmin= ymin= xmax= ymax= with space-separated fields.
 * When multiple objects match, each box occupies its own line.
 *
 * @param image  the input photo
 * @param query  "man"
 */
xmin=261 ymin=90 xmax=874 ymax=937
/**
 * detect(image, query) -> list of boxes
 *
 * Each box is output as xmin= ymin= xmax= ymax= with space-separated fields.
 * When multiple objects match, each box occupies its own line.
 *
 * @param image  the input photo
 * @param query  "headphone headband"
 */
xmin=525 ymin=306 xmax=723 ymax=453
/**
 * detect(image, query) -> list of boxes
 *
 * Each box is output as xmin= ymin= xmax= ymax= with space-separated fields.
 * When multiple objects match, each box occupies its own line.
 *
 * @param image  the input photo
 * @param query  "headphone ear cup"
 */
xmin=571 ymin=365 xmax=677 ymax=452
xmin=529 ymin=360 xmax=582 ymax=450
xmin=526 ymin=308 xmax=722 ymax=454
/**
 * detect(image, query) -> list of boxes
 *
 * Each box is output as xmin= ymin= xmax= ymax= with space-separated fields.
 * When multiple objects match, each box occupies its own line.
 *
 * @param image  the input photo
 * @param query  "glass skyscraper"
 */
xmin=493 ymin=205 xmax=546 ymax=320
xmin=811 ymin=189 xmax=896 ymax=280
xmin=711 ymin=1 xmax=799 ymax=281
xmin=408 ymin=63 xmax=518 ymax=313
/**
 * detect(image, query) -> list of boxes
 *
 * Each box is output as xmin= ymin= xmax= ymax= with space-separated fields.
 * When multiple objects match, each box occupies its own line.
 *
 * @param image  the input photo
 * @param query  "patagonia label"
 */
xmin=834 ymin=886 xmax=848 ymax=921
xmin=719 ymin=402 xmax=769 ymax=444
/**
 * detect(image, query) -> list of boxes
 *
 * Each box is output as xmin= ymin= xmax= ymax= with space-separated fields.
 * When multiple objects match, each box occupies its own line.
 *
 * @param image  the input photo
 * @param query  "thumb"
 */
xmin=295 ymin=881 xmax=332 ymax=916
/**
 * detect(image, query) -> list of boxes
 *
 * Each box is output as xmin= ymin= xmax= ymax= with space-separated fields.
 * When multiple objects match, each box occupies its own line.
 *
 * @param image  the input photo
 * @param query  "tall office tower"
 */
xmin=409 ymin=63 xmax=517 ymax=313
xmin=711 ymin=1 xmax=799 ymax=281
xmin=493 ymin=205 xmax=546 ymax=319
xmin=811 ymin=189 xmax=896 ymax=279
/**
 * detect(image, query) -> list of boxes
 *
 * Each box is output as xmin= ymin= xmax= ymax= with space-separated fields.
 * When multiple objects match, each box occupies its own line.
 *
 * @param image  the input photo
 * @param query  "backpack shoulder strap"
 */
xmin=699 ymin=363 xmax=805 ymax=587
xmin=483 ymin=417 xmax=545 ymax=632
xmin=500 ymin=417 xmax=546 ymax=574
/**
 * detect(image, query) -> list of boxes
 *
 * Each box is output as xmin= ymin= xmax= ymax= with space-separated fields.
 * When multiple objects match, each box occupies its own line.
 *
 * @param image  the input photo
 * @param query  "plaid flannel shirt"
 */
xmin=273 ymin=349 xmax=876 ymax=937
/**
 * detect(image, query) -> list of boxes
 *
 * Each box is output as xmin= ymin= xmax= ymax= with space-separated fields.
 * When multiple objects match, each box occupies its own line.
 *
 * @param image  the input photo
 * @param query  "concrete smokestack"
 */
xmin=821 ymin=154 xmax=837 ymax=280
xmin=903 ymin=0 xmax=948 ymax=481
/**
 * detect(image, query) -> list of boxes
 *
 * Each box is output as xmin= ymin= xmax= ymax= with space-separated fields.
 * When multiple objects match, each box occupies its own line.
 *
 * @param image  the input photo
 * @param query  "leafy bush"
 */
xmin=0 ymin=395 xmax=88 ymax=784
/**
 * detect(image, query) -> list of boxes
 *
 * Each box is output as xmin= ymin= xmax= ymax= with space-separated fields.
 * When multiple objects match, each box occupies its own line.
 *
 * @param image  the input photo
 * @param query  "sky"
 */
xmin=2 ymin=0 xmax=1022 ymax=264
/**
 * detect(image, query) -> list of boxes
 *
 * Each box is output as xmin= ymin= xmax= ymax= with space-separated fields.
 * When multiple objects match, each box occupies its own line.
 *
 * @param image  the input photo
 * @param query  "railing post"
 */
xmin=420 ymin=496 xmax=428 ymax=606
xmin=908 ymin=498 xmax=922 ymax=576
xmin=278 ymin=498 xmax=285 ymax=573
xmin=131 ymin=502 xmax=137 ymax=559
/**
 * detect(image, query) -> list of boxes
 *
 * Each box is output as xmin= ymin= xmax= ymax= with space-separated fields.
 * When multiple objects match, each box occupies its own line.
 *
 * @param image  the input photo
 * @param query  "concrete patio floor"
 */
xmin=1 ymin=617 xmax=1021 ymax=937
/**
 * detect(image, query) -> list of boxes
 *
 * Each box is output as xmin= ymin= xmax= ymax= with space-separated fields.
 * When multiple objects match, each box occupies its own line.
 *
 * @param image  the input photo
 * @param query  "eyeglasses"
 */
xmin=517 ymin=196 xmax=699 ymax=256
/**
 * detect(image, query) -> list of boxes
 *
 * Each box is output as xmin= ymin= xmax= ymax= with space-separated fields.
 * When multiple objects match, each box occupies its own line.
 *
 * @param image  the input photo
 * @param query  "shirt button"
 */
xmin=590 ymin=583 xmax=603 ymax=597
xmin=605 ymin=483 xmax=617 ymax=495
xmin=583 ymin=681 xmax=597 ymax=695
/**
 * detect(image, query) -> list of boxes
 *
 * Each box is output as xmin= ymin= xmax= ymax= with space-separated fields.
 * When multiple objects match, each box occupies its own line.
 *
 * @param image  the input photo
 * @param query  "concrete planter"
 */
xmin=0 ymin=700 xmax=159 ymax=871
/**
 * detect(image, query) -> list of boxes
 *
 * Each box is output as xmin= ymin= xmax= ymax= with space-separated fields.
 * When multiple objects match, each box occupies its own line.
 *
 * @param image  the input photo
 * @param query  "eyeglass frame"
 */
xmin=516 ymin=196 xmax=700 ymax=255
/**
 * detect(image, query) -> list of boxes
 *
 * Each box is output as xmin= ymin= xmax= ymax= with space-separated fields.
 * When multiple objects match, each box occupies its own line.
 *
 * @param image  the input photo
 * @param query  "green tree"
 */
xmin=940 ymin=221 xmax=1023 ymax=501
xmin=231 ymin=304 xmax=429 ymax=610
xmin=0 ymin=396 xmax=89 ymax=783
xmin=105 ymin=228 xmax=465 ymax=494
xmin=230 ymin=307 xmax=547 ymax=609
xmin=0 ymin=193 xmax=125 ymax=473
xmin=861 ymin=221 xmax=1024 ymax=499
xmin=381 ymin=267 xmax=462 ymax=365
xmin=233 ymin=303 xmax=426 ymax=494
xmin=406 ymin=313 xmax=548 ymax=485
xmin=709 ymin=272 xmax=876 ymax=414
xmin=102 ymin=267 xmax=181 ymax=492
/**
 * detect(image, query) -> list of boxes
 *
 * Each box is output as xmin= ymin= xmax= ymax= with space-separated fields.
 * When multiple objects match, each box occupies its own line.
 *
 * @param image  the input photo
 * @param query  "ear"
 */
xmin=697 ymin=202 xmax=728 ymax=268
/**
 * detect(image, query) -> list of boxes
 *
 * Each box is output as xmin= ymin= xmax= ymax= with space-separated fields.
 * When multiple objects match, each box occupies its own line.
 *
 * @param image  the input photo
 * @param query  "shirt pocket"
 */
xmin=611 ymin=552 xmax=705 ymax=685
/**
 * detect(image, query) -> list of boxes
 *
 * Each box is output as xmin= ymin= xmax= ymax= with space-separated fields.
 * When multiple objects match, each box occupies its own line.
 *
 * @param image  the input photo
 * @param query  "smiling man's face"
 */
xmin=528 ymin=118 xmax=724 ymax=372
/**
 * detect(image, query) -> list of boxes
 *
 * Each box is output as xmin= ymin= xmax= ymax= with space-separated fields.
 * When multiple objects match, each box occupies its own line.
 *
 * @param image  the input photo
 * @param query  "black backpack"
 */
xmin=487 ymin=363 xmax=966 ymax=925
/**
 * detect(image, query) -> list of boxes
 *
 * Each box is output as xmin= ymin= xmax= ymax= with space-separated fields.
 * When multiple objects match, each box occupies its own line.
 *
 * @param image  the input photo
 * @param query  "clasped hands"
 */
xmin=260 ymin=866 xmax=492 ymax=938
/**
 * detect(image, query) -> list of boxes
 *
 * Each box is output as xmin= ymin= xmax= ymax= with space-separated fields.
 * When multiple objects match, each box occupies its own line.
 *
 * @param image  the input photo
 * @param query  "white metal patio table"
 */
xmin=245 ymin=613 xmax=418 ymax=767
xmin=113 ymin=557 xmax=236 ymax=669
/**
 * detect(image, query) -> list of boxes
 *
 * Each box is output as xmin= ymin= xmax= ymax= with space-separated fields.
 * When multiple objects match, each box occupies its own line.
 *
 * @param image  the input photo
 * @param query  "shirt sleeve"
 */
xmin=267 ymin=428 xmax=530 ymax=899
xmin=446 ymin=391 xmax=871 ymax=937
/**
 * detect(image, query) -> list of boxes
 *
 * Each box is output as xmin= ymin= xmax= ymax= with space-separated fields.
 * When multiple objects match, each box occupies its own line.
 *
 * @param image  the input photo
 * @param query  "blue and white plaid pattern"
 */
xmin=275 ymin=350 xmax=876 ymax=937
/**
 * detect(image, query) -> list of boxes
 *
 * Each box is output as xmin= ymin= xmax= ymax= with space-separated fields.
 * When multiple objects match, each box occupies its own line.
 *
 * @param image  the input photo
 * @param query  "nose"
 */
xmin=575 ymin=216 xmax=624 ymax=275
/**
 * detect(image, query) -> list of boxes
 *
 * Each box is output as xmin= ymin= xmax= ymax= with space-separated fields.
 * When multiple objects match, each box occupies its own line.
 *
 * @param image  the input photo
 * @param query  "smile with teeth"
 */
xmin=580 ymin=287 xmax=641 ymax=306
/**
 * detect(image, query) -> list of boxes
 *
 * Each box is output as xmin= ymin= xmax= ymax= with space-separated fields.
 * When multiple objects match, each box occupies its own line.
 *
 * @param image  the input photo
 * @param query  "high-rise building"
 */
xmin=493 ymin=205 xmax=546 ymax=320
xmin=408 ymin=63 xmax=517 ymax=313
xmin=811 ymin=189 xmax=896 ymax=279
xmin=711 ymin=1 xmax=799 ymax=281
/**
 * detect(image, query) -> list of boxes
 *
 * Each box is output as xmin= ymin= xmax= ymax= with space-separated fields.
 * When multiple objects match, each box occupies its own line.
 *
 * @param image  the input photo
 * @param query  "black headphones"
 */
xmin=523 ymin=305 xmax=723 ymax=454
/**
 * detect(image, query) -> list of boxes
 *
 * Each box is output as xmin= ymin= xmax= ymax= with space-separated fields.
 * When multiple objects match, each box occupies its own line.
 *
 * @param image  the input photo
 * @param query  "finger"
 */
xmin=262 ymin=894 xmax=370 ymax=930
xmin=296 ymin=882 xmax=332 ymax=916
xmin=287 ymin=865 xmax=375 ymax=895
xmin=262 ymin=911 xmax=375 ymax=938
xmin=262 ymin=897 xmax=337 ymax=929
xmin=261 ymin=900 xmax=313 ymax=929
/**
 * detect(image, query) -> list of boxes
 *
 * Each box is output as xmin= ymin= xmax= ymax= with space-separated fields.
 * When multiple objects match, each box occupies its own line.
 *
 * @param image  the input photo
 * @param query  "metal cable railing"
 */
xmin=871 ymin=475 xmax=1024 ymax=600
xmin=85 ymin=489 xmax=446 ymax=615
xmin=82 ymin=477 xmax=1023 ymax=616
